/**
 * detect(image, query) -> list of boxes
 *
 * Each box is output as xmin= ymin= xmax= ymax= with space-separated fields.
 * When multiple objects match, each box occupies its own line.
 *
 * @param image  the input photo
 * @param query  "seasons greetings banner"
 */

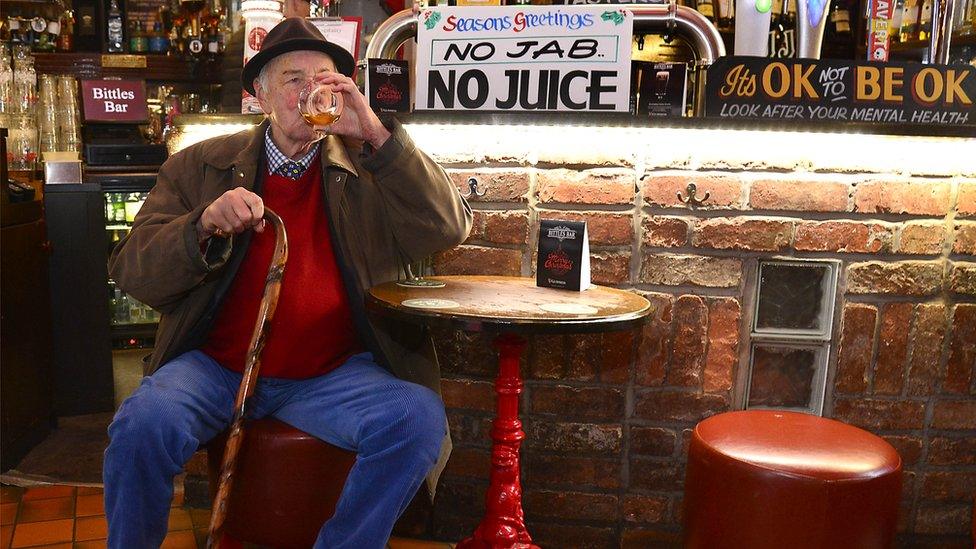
xmin=416 ymin=5 xmax=633 ymax=112
xmin=706 ymin=56 xmax=975 ymax=126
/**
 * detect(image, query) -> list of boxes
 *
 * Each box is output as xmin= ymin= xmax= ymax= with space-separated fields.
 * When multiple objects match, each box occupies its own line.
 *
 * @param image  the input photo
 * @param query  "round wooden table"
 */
xmin=367 ymin=276 xmax=651 ymax=548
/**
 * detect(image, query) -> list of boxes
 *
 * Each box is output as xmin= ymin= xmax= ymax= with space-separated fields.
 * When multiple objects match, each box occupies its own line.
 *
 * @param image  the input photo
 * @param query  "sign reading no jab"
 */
xmin=416 ymin=5 xmax=634 ymax=112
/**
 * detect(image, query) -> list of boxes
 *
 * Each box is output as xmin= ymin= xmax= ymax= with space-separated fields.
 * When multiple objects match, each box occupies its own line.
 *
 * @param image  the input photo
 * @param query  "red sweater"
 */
xmin=201 ymin=157 xmax=362 ymax=379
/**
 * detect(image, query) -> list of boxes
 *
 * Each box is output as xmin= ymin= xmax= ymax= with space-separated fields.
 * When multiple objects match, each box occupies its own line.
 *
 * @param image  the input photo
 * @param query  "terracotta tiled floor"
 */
xmin=0 ymin=484 xmax=452 ymax=549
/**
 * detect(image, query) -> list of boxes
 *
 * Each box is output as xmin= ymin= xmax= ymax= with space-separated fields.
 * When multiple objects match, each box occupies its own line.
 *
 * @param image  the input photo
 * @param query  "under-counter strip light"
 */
xmin=170 ymin=117 xmax=974 ymax=176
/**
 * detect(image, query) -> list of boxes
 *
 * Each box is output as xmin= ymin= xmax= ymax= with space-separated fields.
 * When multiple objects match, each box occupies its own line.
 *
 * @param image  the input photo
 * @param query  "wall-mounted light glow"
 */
xmin=167 ymin=114 xmax=265 ymax=155
xmin=402 ymin=121 xmax=975 ymax=176
xmin=167 ymin=123 xmax=262 ymax=156
xmin=167 ymin=114 xmax=974 ymax=178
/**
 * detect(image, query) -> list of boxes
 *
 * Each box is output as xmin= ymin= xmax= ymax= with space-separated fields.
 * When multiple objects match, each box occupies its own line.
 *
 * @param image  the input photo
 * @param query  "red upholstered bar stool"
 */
xmin=683 ymin=410 xmax=902 ymax=549
xmin=207 ymin=418 xmax=356 ymax=549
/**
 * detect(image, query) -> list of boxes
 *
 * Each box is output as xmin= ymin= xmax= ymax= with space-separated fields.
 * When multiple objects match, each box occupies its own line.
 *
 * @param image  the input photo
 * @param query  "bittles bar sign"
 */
xmin=80 ymin=79 xmax=149 ymax=123
xmin=416 ymin=5 xmax=633 ymax=112
xmin=706 ymin=57 xmax=975 ymax=126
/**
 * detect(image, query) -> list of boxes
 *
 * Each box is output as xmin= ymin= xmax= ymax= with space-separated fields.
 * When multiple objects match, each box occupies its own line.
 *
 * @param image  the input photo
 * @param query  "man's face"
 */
xmin=255 ymin=50 xmax=337 ymax=147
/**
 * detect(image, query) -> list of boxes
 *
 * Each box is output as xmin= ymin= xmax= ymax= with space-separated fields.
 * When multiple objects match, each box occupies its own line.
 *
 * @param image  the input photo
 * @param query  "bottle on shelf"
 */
xmin=149 ymin=20 xmax=169 ymax=53
xmin=206 ymin=16 xmax=220 ymax=62
xmin=718 ymin=0 xmax=735 ymax=32
xmin=697 ymin=0 xmax=718 ymax=22
xmin=114 ymin=193 xmax=126 ymax=222
xmin=57 ymin=10 xmax=74 ymax=52
xmin=107 ymin=0 xmax=125 ymax=53
xmin=24 ymin=17 xmax=44 ymax=50
xmin=830 ymin=0 xmax=851 ymax=37
xmin=217 ymin=8 xmax=230 ymax=54
xmin=113 ymin=285 xmax=131 ymax=325
xmin=168 ymin=15 xmax=184 ymax=57
xmin=822 ymin=0 xmax=852 ymax=57
xmin=961 ymin=0 xmax=975 ymax=34
xmin=769 ymin=0 xmax=796 ymax=57
xmin=8 ymin=15 xmax=23 ymax=46
xmin=768 ymin=0 xmax=783 ymax=54
xmin=45 ymin=18 xmax=60 ymax=51
xmin=899 ymin=0 xmax=919 ymax=42
xmin=917 ymin=0 xmax=932 ymax=41
xmin=160 ymin=0 xmax=173 ymax=31
xmin=129 ymin=19 xmax=148 ymax=53
xmin=186 ymin=18 xmax=204 ymax=58
xmin=889 ymin=0 xmax=904 ymax=42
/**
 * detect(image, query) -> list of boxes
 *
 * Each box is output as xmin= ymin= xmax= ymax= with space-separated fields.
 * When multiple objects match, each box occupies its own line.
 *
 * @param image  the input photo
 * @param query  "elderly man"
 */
xmin=104 ymin=17 xmax=471 ymax=549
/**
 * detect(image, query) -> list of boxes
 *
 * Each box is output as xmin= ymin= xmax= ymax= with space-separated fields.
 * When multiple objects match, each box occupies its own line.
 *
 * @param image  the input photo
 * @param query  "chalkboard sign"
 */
xmin=705 ymin=56 xmax=975 ymax=126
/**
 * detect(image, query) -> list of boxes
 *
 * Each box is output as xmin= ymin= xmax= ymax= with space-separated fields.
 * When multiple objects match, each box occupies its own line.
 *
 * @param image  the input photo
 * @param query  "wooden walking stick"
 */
xmin=206 ymin=209 xmax=288 ymax=549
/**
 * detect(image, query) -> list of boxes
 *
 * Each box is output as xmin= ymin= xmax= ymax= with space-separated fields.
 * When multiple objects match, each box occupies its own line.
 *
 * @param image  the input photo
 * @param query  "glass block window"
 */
xmin=755 ymin=262 xmax=834 ymax=335
xmin=745 ymin=259 xmax=839 ymax=415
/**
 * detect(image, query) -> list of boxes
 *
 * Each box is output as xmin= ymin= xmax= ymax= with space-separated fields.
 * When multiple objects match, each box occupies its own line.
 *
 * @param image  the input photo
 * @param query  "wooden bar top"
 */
xmin=367 ymin=276 xmax=651 ymax=335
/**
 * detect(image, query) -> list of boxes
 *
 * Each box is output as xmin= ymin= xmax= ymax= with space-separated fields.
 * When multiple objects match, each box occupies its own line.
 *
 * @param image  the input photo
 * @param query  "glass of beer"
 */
xmin=298 ymin=82 xmax=342 ymax=138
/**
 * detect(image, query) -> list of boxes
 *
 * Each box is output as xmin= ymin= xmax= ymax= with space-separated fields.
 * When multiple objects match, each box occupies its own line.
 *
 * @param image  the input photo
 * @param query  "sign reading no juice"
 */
xmin=416 ymin=5 xmax=634 ymax=112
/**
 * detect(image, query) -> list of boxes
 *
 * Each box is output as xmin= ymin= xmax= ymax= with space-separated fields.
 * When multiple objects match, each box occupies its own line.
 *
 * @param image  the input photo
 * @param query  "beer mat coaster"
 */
xmin=401 ymin=298 xmax=460 ymax=309
xmin=539 ymin=303 xmax=599 ymax=315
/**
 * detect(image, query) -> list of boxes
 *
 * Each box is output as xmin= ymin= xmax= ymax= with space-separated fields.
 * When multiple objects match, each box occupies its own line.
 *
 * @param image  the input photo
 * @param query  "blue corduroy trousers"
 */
xmin=103 ymin=350 xmax=446 ymax=549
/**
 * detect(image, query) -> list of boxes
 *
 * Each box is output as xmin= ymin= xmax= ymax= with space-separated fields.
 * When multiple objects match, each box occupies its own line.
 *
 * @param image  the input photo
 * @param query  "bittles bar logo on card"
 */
xmin=376 ymin=63 xmax=403 ymax=76
xmin=546 ymin=225 xmax=577 ymax=241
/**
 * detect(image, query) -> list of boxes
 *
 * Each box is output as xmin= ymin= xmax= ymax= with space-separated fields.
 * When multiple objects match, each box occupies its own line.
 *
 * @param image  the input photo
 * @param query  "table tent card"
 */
xmin=366 ymin=58 xmax=411 ymax=114
xmin=537 ymin=219 xmax=590 ymax=292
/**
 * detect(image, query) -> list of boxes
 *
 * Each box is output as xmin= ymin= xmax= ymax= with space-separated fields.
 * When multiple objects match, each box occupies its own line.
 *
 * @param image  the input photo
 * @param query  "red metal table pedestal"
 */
xmin=365 ymin=276 xmax=651 ymax=549
xmin=457 ymin=334 xmax=539 ymax=549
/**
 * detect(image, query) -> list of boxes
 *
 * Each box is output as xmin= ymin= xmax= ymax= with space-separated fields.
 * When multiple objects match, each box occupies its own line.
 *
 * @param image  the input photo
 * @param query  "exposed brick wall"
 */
xmin=403 ymin=148 xmax=976 ymax=548
xmin=181 ymin=142 xmax=975 ymax=547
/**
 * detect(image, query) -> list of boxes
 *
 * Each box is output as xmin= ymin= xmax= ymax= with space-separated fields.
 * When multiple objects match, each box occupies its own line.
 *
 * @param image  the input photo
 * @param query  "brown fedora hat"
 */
xmin=241 ymin=17 xmax=355 ymax=96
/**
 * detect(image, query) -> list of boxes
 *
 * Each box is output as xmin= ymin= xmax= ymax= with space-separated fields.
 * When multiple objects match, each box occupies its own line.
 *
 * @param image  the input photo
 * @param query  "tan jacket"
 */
xmin=109 ymin=117 xmax=472 ymax=494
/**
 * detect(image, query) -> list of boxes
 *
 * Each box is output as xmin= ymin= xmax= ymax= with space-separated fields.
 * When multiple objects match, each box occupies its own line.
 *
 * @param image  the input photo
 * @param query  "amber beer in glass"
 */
xmin=298 ymin=82 xmax=343 ymax=138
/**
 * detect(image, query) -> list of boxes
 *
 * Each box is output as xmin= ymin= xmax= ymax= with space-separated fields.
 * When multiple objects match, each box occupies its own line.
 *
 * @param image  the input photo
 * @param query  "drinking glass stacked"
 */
xmin=3 ymin=44 xmax=39 ymax=170
xmin=57 ymin=75 xmax=82 ymax=152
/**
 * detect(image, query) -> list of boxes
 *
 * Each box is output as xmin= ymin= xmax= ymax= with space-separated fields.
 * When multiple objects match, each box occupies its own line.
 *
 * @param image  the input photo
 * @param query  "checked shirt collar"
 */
xmin=265 ymin=127 xmax=321 ymax=179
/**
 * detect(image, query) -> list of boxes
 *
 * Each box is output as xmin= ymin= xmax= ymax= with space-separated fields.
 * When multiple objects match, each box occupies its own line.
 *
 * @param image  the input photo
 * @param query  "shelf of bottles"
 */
xmin=887 ymin=0 xmax=976 ymax=62
xmin=1 ymin=0 xmax=232 ymax=82
xmin=106 ymin=0 xmax=230 ymax=62
xmin=105 ymin=191 xmax=161 ymax=330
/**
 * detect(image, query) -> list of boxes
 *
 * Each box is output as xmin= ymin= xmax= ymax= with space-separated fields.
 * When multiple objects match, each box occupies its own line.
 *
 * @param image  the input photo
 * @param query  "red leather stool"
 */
xmin=683 ymin=410 xmax=902 ymax=549
xmin=207 ymin=418 xmax=356 ymax=549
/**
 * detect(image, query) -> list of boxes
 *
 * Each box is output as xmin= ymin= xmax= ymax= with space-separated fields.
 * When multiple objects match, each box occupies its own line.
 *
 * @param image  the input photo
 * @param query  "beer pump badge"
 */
xmin=537 ymin=220 xmax=590 ymax=292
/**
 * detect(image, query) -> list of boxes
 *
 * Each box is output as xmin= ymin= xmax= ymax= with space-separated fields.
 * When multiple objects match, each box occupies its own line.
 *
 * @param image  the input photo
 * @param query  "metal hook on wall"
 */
xmin=677 ymin=183 xmax=710 ymax=207
xmin=461 ymin=176 xmax=488 ymax=199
